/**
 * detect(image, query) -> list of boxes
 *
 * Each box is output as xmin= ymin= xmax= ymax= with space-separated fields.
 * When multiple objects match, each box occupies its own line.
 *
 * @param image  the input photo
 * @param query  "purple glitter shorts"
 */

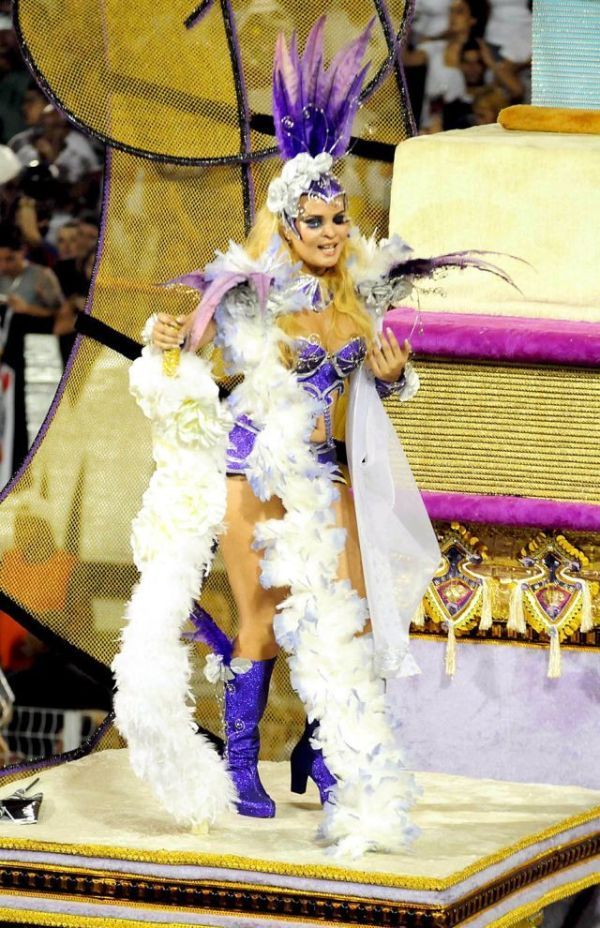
xmin=226 ymin=415 xmax=346 ymax=484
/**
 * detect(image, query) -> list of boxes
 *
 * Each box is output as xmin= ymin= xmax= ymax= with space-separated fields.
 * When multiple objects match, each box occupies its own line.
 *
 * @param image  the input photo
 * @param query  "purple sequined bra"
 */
xmin=226 ymin=336 xmax=367 ymax=480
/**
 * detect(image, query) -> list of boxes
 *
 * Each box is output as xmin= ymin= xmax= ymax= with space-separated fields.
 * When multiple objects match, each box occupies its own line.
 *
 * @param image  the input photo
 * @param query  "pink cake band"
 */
xmin=386 ymin=308 xmax=600 ymax=366
xmin=422 ymin=491 xmax=600 ymax=531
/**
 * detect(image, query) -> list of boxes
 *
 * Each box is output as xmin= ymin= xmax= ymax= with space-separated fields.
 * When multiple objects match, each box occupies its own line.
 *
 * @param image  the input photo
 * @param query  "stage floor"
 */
xmin=0 ymin=749 xmax=598 ymax=926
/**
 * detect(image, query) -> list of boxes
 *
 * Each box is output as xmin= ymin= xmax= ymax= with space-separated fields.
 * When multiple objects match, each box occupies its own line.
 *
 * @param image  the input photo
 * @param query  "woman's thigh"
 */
xmin=332 ymin=482 xmax=366 ymax=598
xmin=218 ymin=477 xmax=366 ymax=646
xmin=219 ymin=477 xmax=287 ymax=635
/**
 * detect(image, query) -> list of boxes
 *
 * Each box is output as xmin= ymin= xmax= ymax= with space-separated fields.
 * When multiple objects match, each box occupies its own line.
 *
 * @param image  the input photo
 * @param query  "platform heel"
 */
xmin=290 ymin=719 xmax=336 ymax=804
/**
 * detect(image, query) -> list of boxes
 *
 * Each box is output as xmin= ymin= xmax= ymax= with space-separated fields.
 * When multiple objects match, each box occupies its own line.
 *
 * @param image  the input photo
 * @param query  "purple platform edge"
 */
xmin=385 ymin=307 xmax=600 ymax=530
xmin=422 ymin=490 xmax=600 ymax=532
xmin=386 ymin=307 xmax=600 ymax=367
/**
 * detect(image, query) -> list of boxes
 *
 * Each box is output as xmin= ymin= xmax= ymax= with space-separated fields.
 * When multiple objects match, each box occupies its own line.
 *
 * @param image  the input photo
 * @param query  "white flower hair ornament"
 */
xmin=266 ymin=152 xmax=334 ymax=220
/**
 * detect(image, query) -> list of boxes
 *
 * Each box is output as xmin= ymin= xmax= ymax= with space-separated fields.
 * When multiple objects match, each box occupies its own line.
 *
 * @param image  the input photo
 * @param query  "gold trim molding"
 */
xmin=0 ymin=833 xmax=597 ymax=926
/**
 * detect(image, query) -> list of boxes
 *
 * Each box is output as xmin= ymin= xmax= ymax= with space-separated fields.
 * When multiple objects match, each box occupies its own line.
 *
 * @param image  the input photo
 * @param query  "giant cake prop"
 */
xmin=384 ymin=0 xmax=600 ymax=790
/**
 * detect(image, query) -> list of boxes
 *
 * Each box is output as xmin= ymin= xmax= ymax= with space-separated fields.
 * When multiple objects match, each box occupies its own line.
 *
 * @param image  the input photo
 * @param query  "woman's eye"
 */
xmin=333 ymin=215 xmax=349 ymax=225
xmin=304 ymin=218 xmax=322 ymax=229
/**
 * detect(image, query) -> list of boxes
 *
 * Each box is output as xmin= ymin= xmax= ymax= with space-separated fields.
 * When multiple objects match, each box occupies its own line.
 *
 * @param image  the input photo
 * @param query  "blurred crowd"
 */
xmin=0 ymin=8 xmax=102 ymax=481
xmin=405 ymin=0 xmax=532 ymax=132
xmin=0 ymin=7 xmax=106 ymax=759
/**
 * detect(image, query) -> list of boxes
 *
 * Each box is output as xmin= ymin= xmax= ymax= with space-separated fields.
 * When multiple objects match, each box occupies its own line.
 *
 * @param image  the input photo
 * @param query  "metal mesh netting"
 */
xmin=1 ymin=0 xmax=412 ymax=765
xmin=15 ymin=1 xmax=409 ymax=164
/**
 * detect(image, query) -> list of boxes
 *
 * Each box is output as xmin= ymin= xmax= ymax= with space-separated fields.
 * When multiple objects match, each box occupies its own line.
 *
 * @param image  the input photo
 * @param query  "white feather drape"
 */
xmin=113 ymin=348 xmax=236 ymax=827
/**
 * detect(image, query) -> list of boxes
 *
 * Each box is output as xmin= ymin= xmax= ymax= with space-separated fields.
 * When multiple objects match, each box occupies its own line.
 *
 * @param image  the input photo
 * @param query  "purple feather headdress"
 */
xmin=273 ymin=16 xmax=373 ymax=160
xmin=267 ymin=17 xmax=374 ymax=228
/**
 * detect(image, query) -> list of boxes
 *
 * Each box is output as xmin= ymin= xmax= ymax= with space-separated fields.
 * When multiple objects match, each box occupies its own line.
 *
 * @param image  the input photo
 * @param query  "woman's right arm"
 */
xmin=150 ymin=313 xmax=216 ymax=351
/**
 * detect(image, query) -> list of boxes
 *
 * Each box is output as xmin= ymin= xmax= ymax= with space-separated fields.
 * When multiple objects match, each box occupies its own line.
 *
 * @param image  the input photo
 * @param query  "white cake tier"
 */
xmin=390 ymin=124 xmax=600 ymax=322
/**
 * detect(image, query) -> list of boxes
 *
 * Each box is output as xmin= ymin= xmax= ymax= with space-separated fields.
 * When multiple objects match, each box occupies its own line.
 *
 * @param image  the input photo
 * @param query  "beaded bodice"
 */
xmin=295 ymin=335 xmax=366 ymax=449
xmin=295 ymin=336 xmax=366 ymax=401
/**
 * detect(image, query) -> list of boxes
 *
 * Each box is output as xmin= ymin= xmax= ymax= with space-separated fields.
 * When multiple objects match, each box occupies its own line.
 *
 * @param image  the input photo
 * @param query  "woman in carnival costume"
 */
xmin=113 ymin=17 xmax=511 ymax=857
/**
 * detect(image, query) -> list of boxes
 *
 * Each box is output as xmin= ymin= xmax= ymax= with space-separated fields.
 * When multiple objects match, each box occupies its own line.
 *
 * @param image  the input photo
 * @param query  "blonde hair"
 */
xmin=246 ymin=206 xmax=374 ymax=346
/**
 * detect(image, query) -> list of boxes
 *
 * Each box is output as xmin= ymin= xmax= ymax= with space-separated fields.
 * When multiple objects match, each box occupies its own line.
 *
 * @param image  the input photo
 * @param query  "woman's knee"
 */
xmin=234 ymin=622 xmax=278 ymax=659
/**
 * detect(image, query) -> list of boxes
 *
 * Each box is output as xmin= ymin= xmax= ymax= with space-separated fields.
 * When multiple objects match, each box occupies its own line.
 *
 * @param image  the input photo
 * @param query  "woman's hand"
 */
xmin=365 ymin=328 xmax=410 ymax=382
xmin=151 ymin=313 xmax=188 ymax=351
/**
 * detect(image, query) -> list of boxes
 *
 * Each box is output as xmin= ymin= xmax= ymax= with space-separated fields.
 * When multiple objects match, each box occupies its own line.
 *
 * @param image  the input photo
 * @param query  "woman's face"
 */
xmin=289 ymin=195 xmax=350 ymax=275
xmin=449 ymin=0 xmax=475 ymax=34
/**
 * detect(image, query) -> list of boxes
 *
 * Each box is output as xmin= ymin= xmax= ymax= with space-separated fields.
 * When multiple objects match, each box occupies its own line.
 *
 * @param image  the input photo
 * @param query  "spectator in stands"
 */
xmin=442 ymin=38 xmax=486 ymax=128
xmin=6 ymin=179 xmax=100 ymax=274
xmin=414 ymin=0 xmax=489 ymax=44
xmin=485 ymin=0 xmax=532 ymax=64
xmin=475 ymin=35 xmax=524 ymax=100
xmin=10 ymin=158 xmax=100 ymax=257
xmin=0 ymin=223 xmax=63 ymax=472
xmin=12 ymin=195 xmax=57 ymax=266
xmin=54 ymin=243 xmax=95 ymax=366
xmin=75 ymin=212 xmax=99 ymax=258
xmin=412 ymin=0 xmax=452 ymax=45
xmin=472 ymin=85 xmax=508 ymax=124
xmin=53 ymin=214 xmax=98 ymax=299
xmin=53 ymin=218 xmax=98 ymax=364
xmin=443 ymin=36 xmax=522 ymax=128
xmin=460 ymin=37 xmax=487 ymax=91
xmin=55 ymin=221 xmax=79 ymax=261
xmin=416 ymin=0 xmax=479 ymax=131
xmin=6 ymin=82 xmax=47 ymax=157
xmin=444 ymin=1 xmax=480 ymax=67
xmin=13 ymin=105 xmax=100 ymax=184
xmin=0 ymin=15 xmax=29 ymax=144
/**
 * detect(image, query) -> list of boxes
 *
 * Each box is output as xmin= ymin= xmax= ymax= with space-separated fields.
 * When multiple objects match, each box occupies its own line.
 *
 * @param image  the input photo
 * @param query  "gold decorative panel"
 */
xmin=387 ymin=359 xmax=600 ymax=503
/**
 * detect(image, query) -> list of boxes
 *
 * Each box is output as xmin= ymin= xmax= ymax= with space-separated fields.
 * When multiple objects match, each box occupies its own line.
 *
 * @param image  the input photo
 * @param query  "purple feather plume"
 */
xmin=389 ymin=250 xmax=524 ymax=292
xmin=326 ymin=27 xmax=373 ymax=116
xmin=273 ymin=17 xmax=374 ymax=159
xmin=186 ymin=604 xmax=233 ymax=663
xmin=301 ymin=17 xmax=325 ymax=102
xmin=160 ymin=270 xmax=207 ymax=292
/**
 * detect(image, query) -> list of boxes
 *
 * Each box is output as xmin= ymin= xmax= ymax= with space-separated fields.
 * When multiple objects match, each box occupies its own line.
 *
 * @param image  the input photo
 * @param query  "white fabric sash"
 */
xmin=347 ymin=366 xmax=440 ymax=679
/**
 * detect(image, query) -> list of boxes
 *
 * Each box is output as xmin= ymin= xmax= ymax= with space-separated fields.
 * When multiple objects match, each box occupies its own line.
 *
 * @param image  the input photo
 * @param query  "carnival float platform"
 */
xmin=0 ymin=749 xmax=598 ymax=928
xmin=1 ymin=2 xmax=598 ymax=926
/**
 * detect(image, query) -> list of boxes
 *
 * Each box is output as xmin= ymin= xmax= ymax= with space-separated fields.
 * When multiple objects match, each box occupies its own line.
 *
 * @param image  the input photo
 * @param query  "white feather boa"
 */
xmin=213 ymin=243 xmax=419 ymax=858
xmin=113 ymin=347 xmax=236 ymax=827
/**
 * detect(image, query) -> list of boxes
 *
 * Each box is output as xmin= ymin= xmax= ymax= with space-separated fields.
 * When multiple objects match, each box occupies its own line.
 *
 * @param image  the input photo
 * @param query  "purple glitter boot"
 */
xmin=290 ymin=719 xmax=336 ymax=804
xmin=224 ymin=657 xmax=276 ymax=818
